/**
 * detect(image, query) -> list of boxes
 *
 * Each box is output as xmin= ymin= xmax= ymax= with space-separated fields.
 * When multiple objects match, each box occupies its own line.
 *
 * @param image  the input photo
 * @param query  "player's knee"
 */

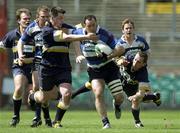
xmin=94 ymin=92 xmax=103 ymax=100
xmin=132 ymin=97 xmax=140 ymax=105
xmin=34 ymin=91 xmax=46 ymax=103
xmin=64 ymin=90 xmax=72 ymax=98
xmin=113 ymin=93 xmax=124 ymax=103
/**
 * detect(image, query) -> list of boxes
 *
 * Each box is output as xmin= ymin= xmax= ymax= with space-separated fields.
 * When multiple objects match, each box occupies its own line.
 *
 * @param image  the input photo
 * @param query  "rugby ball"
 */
xmin=95 ymin=43 xmax=112 ymax=55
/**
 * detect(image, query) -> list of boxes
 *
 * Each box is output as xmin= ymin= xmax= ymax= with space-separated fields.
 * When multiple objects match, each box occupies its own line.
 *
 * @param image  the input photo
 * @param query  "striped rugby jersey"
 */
xmin=117 ymin=34 xmax=150 ymax=60
xmin=1 ymin=28 xmax=34 ymax=65
xmin=73 ymin=25 xmax=117 ymax=68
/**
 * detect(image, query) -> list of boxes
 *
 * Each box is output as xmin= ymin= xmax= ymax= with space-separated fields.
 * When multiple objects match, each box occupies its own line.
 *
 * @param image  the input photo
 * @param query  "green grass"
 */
xmin=0 ymin=110 xmax=180 ymax=133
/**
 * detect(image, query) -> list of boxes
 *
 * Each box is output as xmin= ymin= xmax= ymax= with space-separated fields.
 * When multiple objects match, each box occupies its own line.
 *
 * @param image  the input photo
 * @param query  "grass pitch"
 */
xmin=0 ymin=110 xmax=179 ymax=133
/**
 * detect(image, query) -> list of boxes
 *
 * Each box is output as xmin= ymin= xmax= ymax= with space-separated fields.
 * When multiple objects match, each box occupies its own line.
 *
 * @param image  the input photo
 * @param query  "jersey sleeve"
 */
xmin=71 ymin=28 xmax=83 ymax=35
xmin=99 ymin=29 xmax=116 ymax=49
xmin=139 ymin=36 xmax=150 ymax=52
xmin=1 ymin=32 xmax=14 ymax=48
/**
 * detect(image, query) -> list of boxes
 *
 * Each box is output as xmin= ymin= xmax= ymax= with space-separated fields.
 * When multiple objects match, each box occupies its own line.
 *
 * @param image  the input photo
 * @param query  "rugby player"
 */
xmin=117 ymin=18 xmax=161 ymax=128
xmin=17 ymin=5 xmax=52 ymax=127
xmin=0 ymin=8 xmax=33 ymax=127
xmin=72 ymin=15 xmax=125 ymax=129
xmin=116 ymin=51 xmax=161 ymax=128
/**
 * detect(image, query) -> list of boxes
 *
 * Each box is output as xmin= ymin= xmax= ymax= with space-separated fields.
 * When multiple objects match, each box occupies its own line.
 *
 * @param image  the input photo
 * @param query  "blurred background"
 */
xmin=0 ymin=0 xmax=180 ymax=110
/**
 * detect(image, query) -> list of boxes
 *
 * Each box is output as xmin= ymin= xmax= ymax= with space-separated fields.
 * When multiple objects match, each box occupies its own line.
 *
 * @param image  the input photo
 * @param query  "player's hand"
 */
xmin=128 ymin=95 xmax=135 ymax=102
xmin=116 ymin=58 xmax=129 ymax=66
xmin=87 ymin=33 xmax=98 ymax=41
xmin=76 ymin=55 xmax=85 ymax=63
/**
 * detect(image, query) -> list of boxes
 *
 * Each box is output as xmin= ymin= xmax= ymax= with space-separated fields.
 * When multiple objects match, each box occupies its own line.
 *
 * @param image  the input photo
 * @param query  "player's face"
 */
xmin=84 ymin=18 xmax=97 ymax=33
xmin=51 ymin=13 xmax=64 ymax=29
xmin=132 ymin=53 xmax=145 ymax=71
xmin=38 ymin=11 xmax=49 ymax=26
xmin=18 ymin=12 xmax=31 ymax=28
xmin=122 ymin=23 xmax=134 ymax=37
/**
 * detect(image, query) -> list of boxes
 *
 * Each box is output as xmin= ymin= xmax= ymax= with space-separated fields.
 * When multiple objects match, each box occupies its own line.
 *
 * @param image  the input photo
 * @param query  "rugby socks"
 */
xmin=71 ymin=83 xmax=91 ymax=99
xmin=132 ymin=108 xmax=140 ymax=123
xmin=13 ymin=99 xmax=22 ymax=118
xmin=142 ymin=94 xmax=156 ymax=102
xmin=54 ymin=107 xmax=66 ymax=122
xmin=42 ymin=104 xmax=51 ymax=119
xmin=102 ymin=117 xmax=110 ymax=126
xmin=35 ymin=103 xmax=41 ymax=119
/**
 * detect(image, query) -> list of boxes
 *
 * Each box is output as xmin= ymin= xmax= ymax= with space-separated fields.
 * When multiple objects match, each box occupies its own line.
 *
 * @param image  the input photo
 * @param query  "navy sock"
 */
xmin=143 ymin=94 xmax=156 ymax=102
xmin=102 ymin=117 xmax=110 ymax=126
xmin=42 ymin=106 xmax=51 ymax=119
xmin=132 ymin=108 xmax=140 ymax=123
xmin=71 ymin=85 xmax=91 ymax=99
xmin=54 ymin=107 xmax=66 ymax=122
xmin=13 ymin=99 xmax=22 ymax=118
xmin=35 ymin=103 xmax=41 ymax=119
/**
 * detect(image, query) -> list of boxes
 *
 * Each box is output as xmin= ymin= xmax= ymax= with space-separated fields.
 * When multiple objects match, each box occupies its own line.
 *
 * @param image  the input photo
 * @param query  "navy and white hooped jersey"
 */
xmin=117 ymin=34 xmax=150 ymax=59
xmin=73 ymin=25 xmax=116 ymax=68
xmin=20 ymin=20 xmax=43 ymax=60
xmin=1 ymin=28 xmax=34 ymax=65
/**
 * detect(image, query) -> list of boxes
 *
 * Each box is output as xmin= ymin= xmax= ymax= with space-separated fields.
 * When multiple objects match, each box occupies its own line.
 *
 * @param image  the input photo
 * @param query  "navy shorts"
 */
xmin=39 ymin=65 xmax=72 ymax=91
xmin=134 ymin=66 xmax=149 ymax=82
xmin=32 ymin=62 xmax=40 ymax=72
xmin=12 ymin=64 xmax=32 ymax=84
xmin=122 ymin=82 xmax=138 ymax=97
xmin=87 ymin=61 xmax=119 ymax=84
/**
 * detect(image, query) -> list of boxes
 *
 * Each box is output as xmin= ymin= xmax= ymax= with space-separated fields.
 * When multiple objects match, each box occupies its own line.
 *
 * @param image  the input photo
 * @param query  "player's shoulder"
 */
xmin=25 ymin=21 xmax=40 ymax=33
xmin=4 ymin=28 xmax=19 ymax=40
xmin=135 ymin=35 xmax=147 ymax=43
xmin=98 ymin=26 xmax=112 ymax=36
xmin=116 ymin=37 xmax=126 ymax=45
xmin=72 ymin=27 xmax=84 ymax=34
xmin=27 ymin=20 xmax=37 ymax=28
xmin=42 ymin=25 xmax=53 ymax=32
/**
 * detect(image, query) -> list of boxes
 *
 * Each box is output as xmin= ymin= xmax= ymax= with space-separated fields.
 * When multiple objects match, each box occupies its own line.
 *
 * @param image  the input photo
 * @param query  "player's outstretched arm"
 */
xmin=54 ymin=30 xmax=98 ymax=42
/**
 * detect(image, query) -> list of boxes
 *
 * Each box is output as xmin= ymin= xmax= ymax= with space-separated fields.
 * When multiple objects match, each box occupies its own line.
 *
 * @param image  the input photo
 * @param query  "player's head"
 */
xmin=36 ymin=5 xmax=50 ymax=26
xmin=132 ymin=51 xmax=148 ymax=71
xmin=16 ymin=8 xmax=31 ymax=28
xmin=83 ymin=15 xmax=97 ymax=33
xmin=50 ymin=6 xmax=66 ymax=29
xmin=121 ymin=18 xmax=135 ymax=37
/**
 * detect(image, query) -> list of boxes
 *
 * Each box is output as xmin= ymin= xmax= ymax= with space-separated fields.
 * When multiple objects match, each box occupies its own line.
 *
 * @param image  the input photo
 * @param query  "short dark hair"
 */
xmin=138 ymin=51 xmax=148 ymax=64
xmin=83 ymin=15 xmax=97 ymax=24
xmin=16 ymin=8 xmax=31 ymax=21
xmin=121 ymin=18 xmax=135 ymax=30
xmin=50 ymin=6 xmax=66 ymax=17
